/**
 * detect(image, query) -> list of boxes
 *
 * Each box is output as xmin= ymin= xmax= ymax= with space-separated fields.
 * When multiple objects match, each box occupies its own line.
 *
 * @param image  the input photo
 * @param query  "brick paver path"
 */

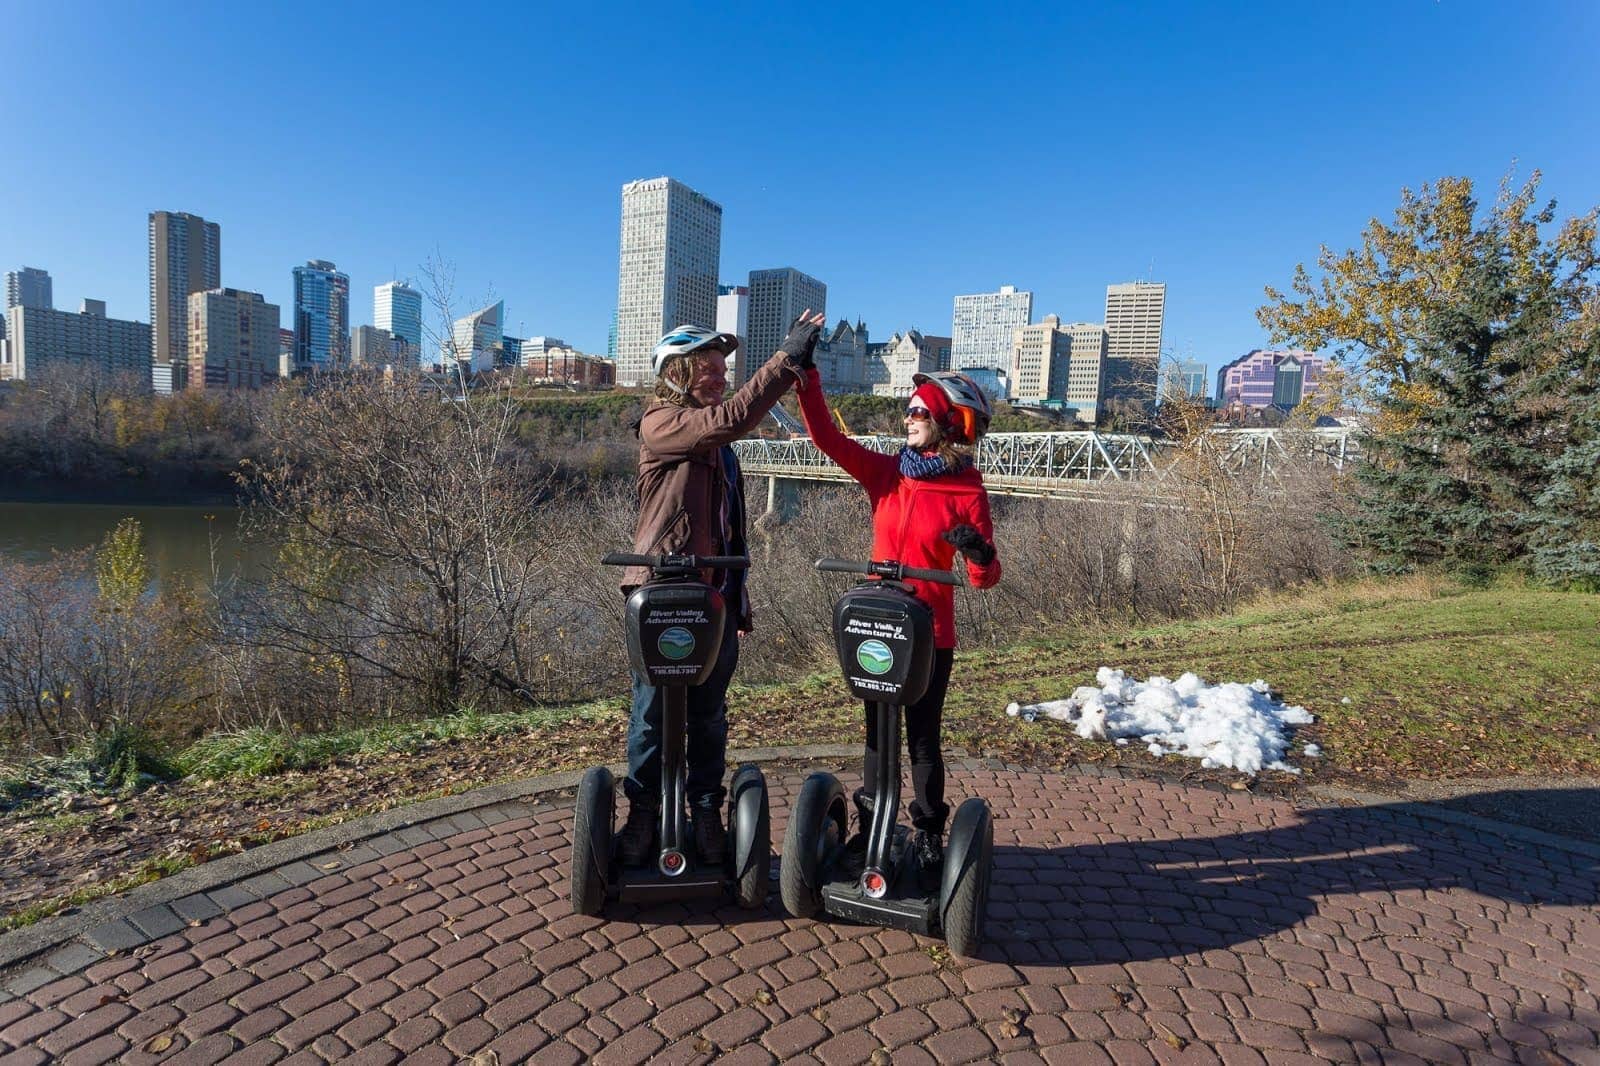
xmin=2 ymin=767 xmax=1597 ymax=1064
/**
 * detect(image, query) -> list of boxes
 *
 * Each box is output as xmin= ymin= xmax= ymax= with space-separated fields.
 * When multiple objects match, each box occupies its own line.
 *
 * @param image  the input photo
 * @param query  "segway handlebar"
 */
xmin=602 ymin=552 xmax=750 ymax=570
xmin=814 ymin=558 xmax=958 ymax=586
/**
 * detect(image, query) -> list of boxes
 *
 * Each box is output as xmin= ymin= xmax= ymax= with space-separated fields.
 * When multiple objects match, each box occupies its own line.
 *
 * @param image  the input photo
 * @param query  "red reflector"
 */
xmin=863 ymin=871 xmax=886 ymax=896
xmin=664 ymin=852 xmax=683 ymax=870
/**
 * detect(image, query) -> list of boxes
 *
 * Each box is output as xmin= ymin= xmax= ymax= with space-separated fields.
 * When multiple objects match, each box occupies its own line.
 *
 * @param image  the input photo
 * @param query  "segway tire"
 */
xmin=780 ymin=772 xmax=847 ymax=919
xmin=728 ymin=764 xmax=771 ymax=909
xmin=570 ymin=766 xmax=614 ymax=916
xmin=941 ymin=798 xmax=993 ymax=958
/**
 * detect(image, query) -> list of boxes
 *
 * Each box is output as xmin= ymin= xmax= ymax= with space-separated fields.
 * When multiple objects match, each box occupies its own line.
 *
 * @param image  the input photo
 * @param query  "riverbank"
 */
xmin=0 ymin=470 xmax=238 ymax=508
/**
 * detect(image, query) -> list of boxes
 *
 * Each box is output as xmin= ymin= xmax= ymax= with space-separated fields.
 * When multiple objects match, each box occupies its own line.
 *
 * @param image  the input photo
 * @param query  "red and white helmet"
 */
xmin=912 ymin=371 xmax=993 ymax=442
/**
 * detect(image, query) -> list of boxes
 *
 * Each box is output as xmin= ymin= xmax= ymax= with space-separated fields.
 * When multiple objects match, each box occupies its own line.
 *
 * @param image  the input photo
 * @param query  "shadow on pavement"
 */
xmin=986 ymin=789 xmax=1600 ymax=967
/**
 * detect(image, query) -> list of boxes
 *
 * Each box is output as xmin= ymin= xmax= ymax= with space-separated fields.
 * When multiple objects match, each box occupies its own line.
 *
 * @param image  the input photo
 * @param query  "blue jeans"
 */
xmin=625 ymin=622 xmax=739 ymax=811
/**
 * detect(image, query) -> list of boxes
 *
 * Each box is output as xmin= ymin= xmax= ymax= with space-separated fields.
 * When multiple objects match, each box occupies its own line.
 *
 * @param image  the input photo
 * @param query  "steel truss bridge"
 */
xmin=732 ymin=428 xmax=1359 ymax=501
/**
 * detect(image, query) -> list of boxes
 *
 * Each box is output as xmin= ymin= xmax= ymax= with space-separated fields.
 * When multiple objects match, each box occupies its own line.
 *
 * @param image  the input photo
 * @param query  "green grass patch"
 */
xmin=175 ymin=698 xmax=624 ymax=780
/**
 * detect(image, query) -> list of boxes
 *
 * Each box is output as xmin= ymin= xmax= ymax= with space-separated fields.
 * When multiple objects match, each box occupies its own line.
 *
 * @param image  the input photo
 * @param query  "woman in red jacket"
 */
xmin=796 ymin=367 xmax=1002 ymax=877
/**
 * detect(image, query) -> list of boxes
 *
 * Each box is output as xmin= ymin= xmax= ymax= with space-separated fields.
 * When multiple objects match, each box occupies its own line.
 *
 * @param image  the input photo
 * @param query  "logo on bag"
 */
xmin=857 ymin=639 xmax=894 ymax=675
xmin=658 ymin=627 xmax=695 ymax=660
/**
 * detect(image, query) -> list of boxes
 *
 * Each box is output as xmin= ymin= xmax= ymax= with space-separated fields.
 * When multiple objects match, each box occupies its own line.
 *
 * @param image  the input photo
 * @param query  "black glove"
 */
xmin=778 ymin=315 xmax=822 ymax=370
xmin=943 ymin=524 xmax=996 ymax=565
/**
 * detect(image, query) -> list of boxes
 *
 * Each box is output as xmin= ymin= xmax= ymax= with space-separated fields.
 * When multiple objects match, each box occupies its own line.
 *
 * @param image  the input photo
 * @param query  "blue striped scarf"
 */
xmin=898 ymin=447 xmax=967 ymax=480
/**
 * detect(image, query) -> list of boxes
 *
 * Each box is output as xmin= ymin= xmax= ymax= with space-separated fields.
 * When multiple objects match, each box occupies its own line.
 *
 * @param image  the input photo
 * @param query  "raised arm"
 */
xmin=796 ymin=368 xmax=898 ymax=492
xmin=642 ymin=349 xmax=803 ymax=459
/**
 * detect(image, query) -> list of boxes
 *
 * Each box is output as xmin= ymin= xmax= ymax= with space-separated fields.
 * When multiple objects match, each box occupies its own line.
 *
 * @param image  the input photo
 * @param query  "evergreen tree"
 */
xmin=1342 ymin=255 xmax=1546 ymax=573
xmin=1526 ymin=324 xmax=1600 ymax=587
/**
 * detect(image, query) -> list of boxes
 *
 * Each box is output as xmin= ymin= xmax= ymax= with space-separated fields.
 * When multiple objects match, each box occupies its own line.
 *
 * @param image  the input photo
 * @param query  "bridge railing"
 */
xmin=733 ymin=427 xmax=1359 ymax=496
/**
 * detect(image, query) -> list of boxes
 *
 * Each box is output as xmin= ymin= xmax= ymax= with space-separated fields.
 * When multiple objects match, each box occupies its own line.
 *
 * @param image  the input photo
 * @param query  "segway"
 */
xmin=569 ymin=551 xmax=771 ymax=916
xmin=780 ymin=557 xmax=994 ymax=956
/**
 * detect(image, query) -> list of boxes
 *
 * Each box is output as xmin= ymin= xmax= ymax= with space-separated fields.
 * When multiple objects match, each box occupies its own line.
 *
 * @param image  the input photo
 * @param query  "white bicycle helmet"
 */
xmin=652 ymin=325 xmax=739 ymax=379
xmin=912 ymin=370 xmax=993 ymax=441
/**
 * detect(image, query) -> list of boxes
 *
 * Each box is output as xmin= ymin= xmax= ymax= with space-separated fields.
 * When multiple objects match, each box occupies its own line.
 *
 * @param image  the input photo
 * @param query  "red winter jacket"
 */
xmin=797 ymin=369 xmax=1001 ymax=649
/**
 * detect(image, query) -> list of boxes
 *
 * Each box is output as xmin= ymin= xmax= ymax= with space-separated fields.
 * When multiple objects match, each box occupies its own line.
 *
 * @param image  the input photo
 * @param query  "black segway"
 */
xmin=780 ymin=557 xmax=994 ymax=956
xmin=569 ymin=551 xmax=770 ymax=916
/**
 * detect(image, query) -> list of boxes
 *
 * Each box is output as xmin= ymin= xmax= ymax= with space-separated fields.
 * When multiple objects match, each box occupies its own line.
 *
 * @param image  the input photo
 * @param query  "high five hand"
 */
xmin=778 ymin=309 xmax=826 ymax=370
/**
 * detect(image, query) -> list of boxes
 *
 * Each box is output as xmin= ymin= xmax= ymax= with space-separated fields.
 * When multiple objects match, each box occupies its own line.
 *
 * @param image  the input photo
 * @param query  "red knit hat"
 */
xmin=910 ymin=381 xmax=950 ymax=421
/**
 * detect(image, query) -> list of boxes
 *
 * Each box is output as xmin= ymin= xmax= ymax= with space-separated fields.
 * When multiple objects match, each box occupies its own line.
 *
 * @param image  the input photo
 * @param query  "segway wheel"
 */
xmin=781 ymin=772 xmax=847 ymax=919
xmin=728 ymin=764 xmax=771 ymax=910
xmin=570 ymin=766 xmax=614 ymax=916
xmin=941 ymin=798 xmax=993 ymax=958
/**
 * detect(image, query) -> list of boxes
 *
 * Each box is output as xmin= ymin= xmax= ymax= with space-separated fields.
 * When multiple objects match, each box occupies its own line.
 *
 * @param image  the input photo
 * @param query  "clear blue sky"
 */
xmin=2 ymin=1 xmax=1596 ymax=369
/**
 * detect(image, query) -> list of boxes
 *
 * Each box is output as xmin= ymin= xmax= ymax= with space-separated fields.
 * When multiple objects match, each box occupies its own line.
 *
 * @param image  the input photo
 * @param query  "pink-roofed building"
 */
xmin=1215 ymin=348 xmax=1327 ymax=409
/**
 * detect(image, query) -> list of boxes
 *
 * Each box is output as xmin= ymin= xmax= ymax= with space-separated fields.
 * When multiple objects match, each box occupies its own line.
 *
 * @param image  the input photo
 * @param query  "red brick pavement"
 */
xmin=2 ymin=768 xmax=1598 ymax=1064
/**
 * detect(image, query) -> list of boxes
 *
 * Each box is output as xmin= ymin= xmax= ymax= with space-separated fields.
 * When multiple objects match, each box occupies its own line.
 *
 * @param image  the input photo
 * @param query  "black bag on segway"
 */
xmin=832 ymin=583 xmax=936 ymax=706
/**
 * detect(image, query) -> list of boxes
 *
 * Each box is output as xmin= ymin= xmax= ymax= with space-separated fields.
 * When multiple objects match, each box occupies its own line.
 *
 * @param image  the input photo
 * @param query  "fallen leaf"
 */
xmin=317 ymin=861 xmax=341 ymax=870
xmin=693 ymin=1036 xmax=712 ymax=1053
xmin=1151 ymin=1020 xmax=1188 ymax=1051
xmin=810 ymin=1007 xmax=828 ymax=1023
xmin=468 ymin=1052 xmax=499 ymax=1066
xmin=145 ymin=1034 xmax=175 ymax=1053
xmin=998 ymin=1021 xmax=1022 ymax=1039
xmin=870 ymin=1050 xmax=892 ymax=1065
xmin=752 ymin=989 xmax=773 ymax=1006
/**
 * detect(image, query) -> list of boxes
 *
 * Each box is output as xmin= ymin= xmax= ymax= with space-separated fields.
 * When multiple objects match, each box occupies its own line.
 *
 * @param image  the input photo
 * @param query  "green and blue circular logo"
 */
xmin=658 ymin=627 xmax=695 ymax=660
xmin=856 ymin=639 xmax=894 ymax=675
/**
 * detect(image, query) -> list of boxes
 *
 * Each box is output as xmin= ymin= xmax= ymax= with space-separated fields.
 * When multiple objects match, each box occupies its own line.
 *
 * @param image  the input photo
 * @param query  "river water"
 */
xmin=0 ymin=502 xmax=269 ymax=582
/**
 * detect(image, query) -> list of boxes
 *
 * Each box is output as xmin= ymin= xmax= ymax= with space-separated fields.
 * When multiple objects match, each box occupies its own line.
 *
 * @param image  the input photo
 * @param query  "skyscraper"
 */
xmin=952 ymin=285 xmax=1032 ymax=371
xmin=747 ymin=268 xmax=826 ymax=384
xmin=615 ymin=177 xmax=722 ymax=387
xmin=5 ymin=267 xmax=52 ymax=310
xmin=449 ymin=300 xmax=504 ymax=375
xmin=716 ymin=284 xmax=750 ymax=384
xmin=1009 ymin=315 xmax=1072 ymax=403
xmin=293 ymin=260 xmax=350 ymax=370
xmin=1102 ymin=281 xmax=1167 ymax=413
xmin=188 ymin=288 xmax=279 ymax=389
xmin=1061 ymin=323 xmax=1110 ymax=424
xmin=149 ymin=211 xmax=221 ymax=370
xmin=374 ymin=281 xmax=422 ymax=351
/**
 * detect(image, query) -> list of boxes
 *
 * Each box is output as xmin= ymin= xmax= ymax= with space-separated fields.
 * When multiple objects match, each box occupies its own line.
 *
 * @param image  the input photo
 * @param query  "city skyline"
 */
xmin=1 ymin=4 xmax=1595 ymax=367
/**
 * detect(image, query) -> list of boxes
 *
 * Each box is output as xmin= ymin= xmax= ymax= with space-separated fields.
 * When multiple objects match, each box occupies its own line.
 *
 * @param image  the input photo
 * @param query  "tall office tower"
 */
xmin=5 ymin=267 xmax=53 ymax=310
xmin=293 ymin=260 xmax=350 ymax=370
xmin=149 ymin=211 xmax=221 ymax=370
xmin=716 ymin=284 xmax=750 ymax=384
xmin=1102 ymin=281 xmax=1167 ymax=412
xmin=747 ymin=268 xmax=826 ymax=382
xmin=952 ymin=284 xmax=1032 ymax=371
xmin=1061 ymin=323 xmax=1110 ymax=424
xmin=187 ymin=288 xmax=279 ymax=389
xmin=449 ymin=300 xmax=504 ymax=375
xmin=615 ymin=177 xmax=722 ymax=387
xmin=1009 ymin=315 xmax=1073 ymax=403
xmin=5 ymin=299 xmax=151 ymax=382
xmin=374 ymin=281 xmax=423 ymax=351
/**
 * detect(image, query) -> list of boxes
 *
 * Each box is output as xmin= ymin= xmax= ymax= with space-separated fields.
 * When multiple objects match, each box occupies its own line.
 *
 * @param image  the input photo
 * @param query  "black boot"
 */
xmin=913 ymin=830 xmax=944 ymax=892
xmin=619 ymin=800 xmax=658 ymax=866
xmin=691 ymin=807 xmax=727 ymax=865
xmin=847 ymin=789 xmax=875 ymax=855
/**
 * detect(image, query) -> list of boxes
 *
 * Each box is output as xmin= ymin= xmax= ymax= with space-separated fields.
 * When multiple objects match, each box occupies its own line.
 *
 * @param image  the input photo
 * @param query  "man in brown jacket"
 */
xmin=620 ymin=315 xmax=823 ymax=866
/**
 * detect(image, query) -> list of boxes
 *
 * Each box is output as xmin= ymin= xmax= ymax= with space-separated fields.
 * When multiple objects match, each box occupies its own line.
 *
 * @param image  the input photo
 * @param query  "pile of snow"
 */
xmin=1005 ymin=667 xmax=1314 ymax=775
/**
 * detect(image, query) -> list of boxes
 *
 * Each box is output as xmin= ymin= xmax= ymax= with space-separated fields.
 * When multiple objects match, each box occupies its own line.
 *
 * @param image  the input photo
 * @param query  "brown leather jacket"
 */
xmin=623 ymin=349 xmax=805 ymax=629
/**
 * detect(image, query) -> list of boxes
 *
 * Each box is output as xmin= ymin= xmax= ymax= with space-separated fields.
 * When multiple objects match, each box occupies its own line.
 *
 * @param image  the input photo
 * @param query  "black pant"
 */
xmin=861 ymin=648 xmax=954 ymax=835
